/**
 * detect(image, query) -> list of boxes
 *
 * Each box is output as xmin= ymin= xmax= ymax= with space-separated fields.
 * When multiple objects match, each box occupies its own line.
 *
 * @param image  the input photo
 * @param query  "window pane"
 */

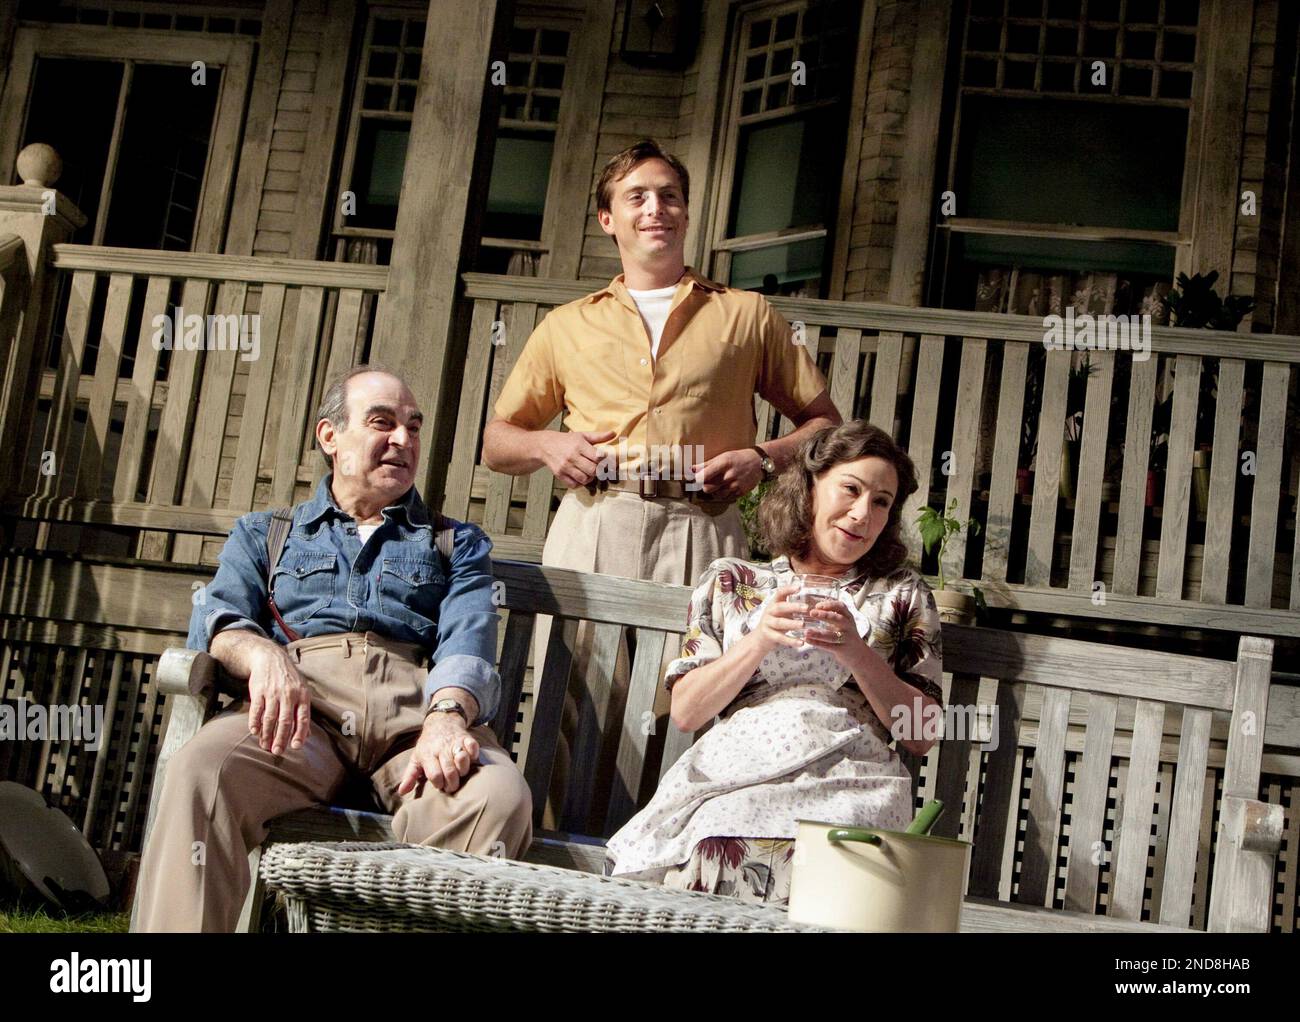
xmin=731 ymin=238 xmax=826 ymax=292
xmin=349 ymin=120 xmax=410 ymax=229
xmin=955 ymin=95 xmax=1186 ymax=231
xmin=958 ymin=232 xmax=1175 ymax=277
xmin=484 ymin=133 xmax=555 ymax=240
xmin=729 ymin=110 xmax=844 ymax=237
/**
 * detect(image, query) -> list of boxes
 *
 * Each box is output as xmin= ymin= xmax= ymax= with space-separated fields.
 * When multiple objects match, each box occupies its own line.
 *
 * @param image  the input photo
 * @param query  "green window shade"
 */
xmin=351 ymin=120 xmax=410 ymax=229
xmin=731 ymin=237 xmax=827 ymax=291
xmin=484 ymin=133 xmax=555 ymax=240
xmin=956 ymin=95 xmax=1187 ymax=232
xmin=729 ymin=107 xmax=842 ymax=238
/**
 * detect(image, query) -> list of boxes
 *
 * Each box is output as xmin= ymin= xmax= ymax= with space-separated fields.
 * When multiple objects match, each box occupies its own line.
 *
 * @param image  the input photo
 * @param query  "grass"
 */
xmin=0 ymin=901 xmax=129 ymax=933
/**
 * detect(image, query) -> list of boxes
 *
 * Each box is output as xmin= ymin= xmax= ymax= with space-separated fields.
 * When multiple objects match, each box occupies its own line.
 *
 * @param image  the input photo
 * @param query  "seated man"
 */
xmin=133 ymin=365 xmax=532 ymax=932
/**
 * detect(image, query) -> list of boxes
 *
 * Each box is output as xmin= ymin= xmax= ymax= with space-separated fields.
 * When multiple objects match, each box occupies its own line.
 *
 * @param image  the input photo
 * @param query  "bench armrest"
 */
xmin=156 ymin=647 xmax=245 ymax=699
xmin=1207 ymin=794 xmax=1285 ymax=932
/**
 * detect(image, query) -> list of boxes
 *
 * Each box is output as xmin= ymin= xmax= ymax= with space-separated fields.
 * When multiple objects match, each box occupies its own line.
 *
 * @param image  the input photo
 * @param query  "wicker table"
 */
xmin=260 ymin=842 xmax=821 ymax=933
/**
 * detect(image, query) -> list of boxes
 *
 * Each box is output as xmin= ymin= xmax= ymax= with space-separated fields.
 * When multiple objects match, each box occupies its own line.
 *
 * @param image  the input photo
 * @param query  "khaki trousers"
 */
xmin=532 ymin=488 xmax=748 ymax=832
xmin=134 ymin=631 xmax=533 ymax=932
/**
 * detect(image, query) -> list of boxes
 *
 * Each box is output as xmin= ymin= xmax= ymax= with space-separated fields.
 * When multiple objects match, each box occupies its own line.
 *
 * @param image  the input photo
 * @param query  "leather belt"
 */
xmin=584 ymin=475 xmax=732 ymax=505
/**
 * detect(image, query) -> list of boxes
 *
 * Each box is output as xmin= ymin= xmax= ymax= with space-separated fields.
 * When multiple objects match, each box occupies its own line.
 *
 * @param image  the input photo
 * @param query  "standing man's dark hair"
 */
xmin=595 ymin=139 xmax=690 ymax=213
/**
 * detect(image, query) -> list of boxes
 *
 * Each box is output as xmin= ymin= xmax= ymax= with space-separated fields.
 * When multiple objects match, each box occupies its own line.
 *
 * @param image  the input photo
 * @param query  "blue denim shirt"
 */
xmin=186 ymin=475 xmax=501 ymax=725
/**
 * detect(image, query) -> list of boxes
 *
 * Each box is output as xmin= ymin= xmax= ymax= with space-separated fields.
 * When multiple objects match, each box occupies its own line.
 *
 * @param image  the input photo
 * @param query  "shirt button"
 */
xmin=640 ymin=358 xmax=648 ymax=366
xmin=654 ymin=408 xmax=662 ymax=415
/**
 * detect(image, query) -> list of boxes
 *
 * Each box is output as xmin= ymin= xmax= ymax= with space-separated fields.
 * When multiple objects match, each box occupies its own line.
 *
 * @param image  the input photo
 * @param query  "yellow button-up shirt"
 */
xmin=493 ymin=268 xmax=828 ymax=476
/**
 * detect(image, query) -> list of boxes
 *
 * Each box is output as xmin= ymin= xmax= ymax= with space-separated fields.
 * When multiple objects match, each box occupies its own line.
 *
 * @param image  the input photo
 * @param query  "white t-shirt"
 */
xmin=626 ymin=283 xmax=678 ymax=361
xmin=357 ymin=523 xmax=380 ymax=545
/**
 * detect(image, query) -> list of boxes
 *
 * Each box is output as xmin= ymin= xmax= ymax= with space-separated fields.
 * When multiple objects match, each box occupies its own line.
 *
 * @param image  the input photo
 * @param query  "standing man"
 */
xmin=482 ymin=140 xmax=841 ymax=825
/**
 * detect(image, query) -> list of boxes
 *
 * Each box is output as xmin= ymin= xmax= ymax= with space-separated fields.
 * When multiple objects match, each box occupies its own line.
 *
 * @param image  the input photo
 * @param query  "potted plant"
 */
xmin=1149 ymin=272 xmax=1252 ymax=515
xmin=916 ymin=499 xmax=982 ymax=625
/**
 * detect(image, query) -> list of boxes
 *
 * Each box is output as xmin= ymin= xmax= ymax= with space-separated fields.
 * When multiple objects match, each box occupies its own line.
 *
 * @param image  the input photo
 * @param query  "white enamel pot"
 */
xmin=787 ymin=818 xmax=971 ymax=932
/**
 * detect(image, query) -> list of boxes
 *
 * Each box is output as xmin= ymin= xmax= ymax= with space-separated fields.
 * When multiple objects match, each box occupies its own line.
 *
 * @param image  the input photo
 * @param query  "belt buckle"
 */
xmin=638 ymin=475 xmax=657 ymax=499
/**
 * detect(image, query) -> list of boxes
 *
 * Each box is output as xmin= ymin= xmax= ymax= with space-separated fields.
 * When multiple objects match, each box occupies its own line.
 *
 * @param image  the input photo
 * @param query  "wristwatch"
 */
xmin=751 ymin=446 xmax=776 ymax=482
xmin=426 ymin=697 xmax=469 ymax=724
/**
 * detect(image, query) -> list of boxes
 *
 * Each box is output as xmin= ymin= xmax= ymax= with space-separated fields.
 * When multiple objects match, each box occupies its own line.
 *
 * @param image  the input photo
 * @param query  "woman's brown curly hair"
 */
xmin=757 ymin=419 xmax=919 ymax=578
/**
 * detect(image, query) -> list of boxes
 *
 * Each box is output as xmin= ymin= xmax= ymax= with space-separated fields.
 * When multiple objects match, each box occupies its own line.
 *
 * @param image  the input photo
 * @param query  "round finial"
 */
xmin=16 ymin=143 xmax=62 ymax=188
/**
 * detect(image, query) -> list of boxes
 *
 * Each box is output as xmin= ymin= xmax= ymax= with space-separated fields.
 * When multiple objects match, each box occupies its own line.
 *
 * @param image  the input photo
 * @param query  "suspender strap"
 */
xmin=266 ymin=507 xmax=301 ymax=643
xmin=433 ymin=514 xmax=455 ymax=562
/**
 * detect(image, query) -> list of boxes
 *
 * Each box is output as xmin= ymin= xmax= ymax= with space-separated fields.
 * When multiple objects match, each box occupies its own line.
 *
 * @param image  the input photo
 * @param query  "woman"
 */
xmin=604 ymin=420 xmax=944 ymax=904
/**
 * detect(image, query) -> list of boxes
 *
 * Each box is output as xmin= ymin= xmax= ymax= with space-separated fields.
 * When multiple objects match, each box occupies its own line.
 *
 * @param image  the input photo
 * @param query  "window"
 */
xmin=933 ymin=0 xmax=1199 ymax=313
xmin=476 ymin=24 xmax=571 ymax=274
xmin=332 ymin=8 xmax=427 ymax=265
xmin=332 ymin=7 xmax=572 ymax=272
xmin=711 ymin=0 xmax=859 ymax=296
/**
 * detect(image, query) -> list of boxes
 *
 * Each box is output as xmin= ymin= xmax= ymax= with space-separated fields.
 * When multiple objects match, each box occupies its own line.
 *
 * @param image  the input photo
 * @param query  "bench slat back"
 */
xmin=919 ymin=625 xmax=1271 ymax=926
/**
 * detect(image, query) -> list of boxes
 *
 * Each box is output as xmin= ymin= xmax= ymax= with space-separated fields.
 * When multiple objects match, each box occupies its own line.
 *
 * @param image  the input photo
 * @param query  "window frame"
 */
xmin=706 ymin=0 xmax=860 ymax=295
xmin=930 ymin=0 xmax=1208 ymax=308
xmin=0 ymin=23 xmax=253 ymax=253
xmin=331 ymin=1 xmax=587 ymax=273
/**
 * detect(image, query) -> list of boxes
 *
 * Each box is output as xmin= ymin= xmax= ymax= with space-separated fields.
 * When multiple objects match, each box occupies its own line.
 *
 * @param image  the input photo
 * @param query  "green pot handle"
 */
xmin=827 ymin=827 xmax=883 ymax=846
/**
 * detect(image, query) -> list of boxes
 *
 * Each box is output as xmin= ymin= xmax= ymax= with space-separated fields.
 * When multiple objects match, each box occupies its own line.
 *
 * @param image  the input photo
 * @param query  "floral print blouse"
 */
xmin=665 ymin=553 xmax=945 ymax=725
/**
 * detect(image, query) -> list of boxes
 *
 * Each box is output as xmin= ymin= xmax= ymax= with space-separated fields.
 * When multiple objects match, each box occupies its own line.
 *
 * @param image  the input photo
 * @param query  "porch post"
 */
xmin=0 ymin=144 xmax=87 ymax=499
xmin=371 ymin=0 xmax=512 ymax=507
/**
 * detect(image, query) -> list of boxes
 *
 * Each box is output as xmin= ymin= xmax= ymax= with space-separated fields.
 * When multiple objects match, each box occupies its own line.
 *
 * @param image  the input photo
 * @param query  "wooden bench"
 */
xmin=130 ymin=559 xmax=1282 ymax=932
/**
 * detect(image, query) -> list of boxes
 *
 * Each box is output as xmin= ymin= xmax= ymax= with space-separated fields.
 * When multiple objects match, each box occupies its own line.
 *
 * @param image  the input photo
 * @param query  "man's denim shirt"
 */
xmin=186 ymin=475 xmax=501 ymax=725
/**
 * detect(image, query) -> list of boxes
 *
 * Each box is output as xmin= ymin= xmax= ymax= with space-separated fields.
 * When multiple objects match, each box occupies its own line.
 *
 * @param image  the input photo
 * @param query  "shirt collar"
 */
xmin=588 ymin=266 xmax=726 ymax=311
xmin=301 ymin=474 xmax=432 ymax=530
xmin=770 ymin=553 xmax=870 ymax=590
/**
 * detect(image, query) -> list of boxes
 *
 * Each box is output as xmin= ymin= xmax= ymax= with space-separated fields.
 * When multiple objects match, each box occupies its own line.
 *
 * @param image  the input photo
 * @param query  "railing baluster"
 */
xmin=444 ymin=299 xmax=499 ymax=520
xmin=1245 ymin=362 xmax=1289 ymax=608
xmin=901 ymin=334 xmax=944 ymax=557
xmin=270 ymin=286 xmax=326 ymax=507
xmin=76 ymin=272 xmax=133 ymax=499
xmin=1025 ymin=348 xmax=1071 ymax=587
xmin=113 ymin=276 xmax=171 ymax=504
xmin=1200 ymin=358 xmax=1245 ymax=603
xmin=942 ymin=338 xmax=988 ymax=584
xmin=984 ymin=342 xmax=1028 ymax=584
xmin=1068 ymin=350 xmax=1115 ymax=590
xmin=1113 ymin=355 xmax=1158 ymax=595
xmin=41 ymin=270 xmax=96 ymax=499
xmin=868 ymin=329 xmax=903 ymax=435
xmin=1156 ymin=354 xmax=1202 ymax=600
xmin=227 ymin=283 xmax=288 ymax=512
xmin=484 ymin=303 xmax=537 ymax=535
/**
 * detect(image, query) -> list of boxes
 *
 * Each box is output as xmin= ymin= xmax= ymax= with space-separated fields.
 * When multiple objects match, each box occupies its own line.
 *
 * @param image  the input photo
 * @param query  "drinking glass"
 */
xmin=787 ymin=574 xmax=843 ymax=643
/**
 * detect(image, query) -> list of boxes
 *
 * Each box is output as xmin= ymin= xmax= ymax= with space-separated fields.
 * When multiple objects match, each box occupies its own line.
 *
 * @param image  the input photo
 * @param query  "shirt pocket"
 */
xmin=270 ymin=552 xmax=336 ymax=623
xmin=378 ymin=555 xmax=448 ymax=629
xmin=678 ymin=340 xmax=750 ymax=399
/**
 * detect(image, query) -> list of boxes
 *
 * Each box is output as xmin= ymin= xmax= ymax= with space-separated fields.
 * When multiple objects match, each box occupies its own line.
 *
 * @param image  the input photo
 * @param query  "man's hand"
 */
xmin=246 ymin=643 xmax=313 ymax=756
xmin=398 ymin=713 xmax=480 ymax=795
xmin=691 ymin=448 xmax=763 ymax=500
xmin=541 ymin=429 xmax=617 ymax=488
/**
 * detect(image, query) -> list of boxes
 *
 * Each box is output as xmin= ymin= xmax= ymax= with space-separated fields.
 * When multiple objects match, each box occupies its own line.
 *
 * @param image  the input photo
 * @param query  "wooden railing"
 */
xmin=3 ymin=259 xmax=1298 ymax=641
xmin=451 ymin=274 xmax=1300 ymax=638
xmin=2 ymin=244 xmax=387 ymax=563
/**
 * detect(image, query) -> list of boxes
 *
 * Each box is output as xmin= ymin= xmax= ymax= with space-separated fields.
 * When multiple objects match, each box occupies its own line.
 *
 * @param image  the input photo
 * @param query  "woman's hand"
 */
xmin=801 ymin=598 xmax=873 ymax=674
xmin=750 ymin=583 xmax=810 ymax=655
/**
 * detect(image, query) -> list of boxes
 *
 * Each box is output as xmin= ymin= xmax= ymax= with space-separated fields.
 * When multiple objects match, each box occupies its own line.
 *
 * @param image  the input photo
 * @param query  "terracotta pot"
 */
xmin=932 ymin=588 xmax=975 ymax=626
